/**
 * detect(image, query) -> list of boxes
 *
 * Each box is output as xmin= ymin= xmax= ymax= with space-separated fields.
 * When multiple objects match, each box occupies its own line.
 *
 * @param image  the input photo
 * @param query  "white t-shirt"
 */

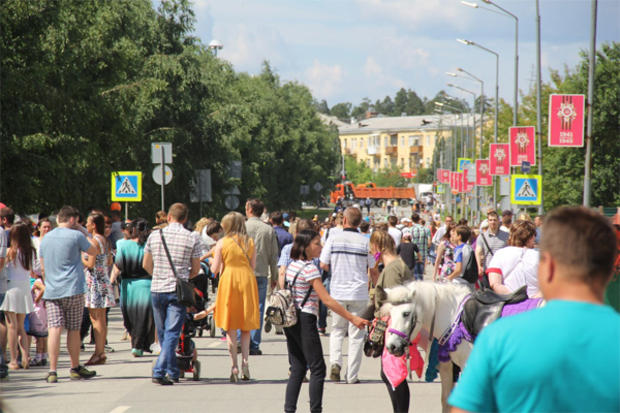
xmin=388 ymin=226 xmax=402 ymax=248
xmin=320 ymin=229 xmax=374 ymax=301
xmin=487 ymin=246 xmax=540 ymax=297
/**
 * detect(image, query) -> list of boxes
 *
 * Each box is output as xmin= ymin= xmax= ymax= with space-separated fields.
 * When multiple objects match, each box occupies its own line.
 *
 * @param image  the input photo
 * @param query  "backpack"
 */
xmin=462 ymin=245 xmax=479 ymax=284
xmin=264 ymin=263 xmax=312 ymax=328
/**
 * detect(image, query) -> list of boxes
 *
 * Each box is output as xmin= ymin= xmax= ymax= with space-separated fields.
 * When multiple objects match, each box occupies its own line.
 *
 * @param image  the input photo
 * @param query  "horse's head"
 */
xmin=378 ymin=283 xmax=423 ymax=357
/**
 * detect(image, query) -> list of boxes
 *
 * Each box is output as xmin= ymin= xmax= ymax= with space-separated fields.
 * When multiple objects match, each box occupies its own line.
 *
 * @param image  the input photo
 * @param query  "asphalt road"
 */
xmin=2 ymin=302 xmax=443 ymax=413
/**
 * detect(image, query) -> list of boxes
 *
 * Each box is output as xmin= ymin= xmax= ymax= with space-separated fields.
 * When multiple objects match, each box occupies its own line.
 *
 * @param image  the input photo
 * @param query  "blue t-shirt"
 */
xmin=449 ymin=300 xmax=620 ymax=413
xmin=40 ymin=227 xmax=92 ymax=299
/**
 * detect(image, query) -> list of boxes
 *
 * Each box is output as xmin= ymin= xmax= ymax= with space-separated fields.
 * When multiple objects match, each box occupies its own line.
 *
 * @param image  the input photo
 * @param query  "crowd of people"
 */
xmin=0 ymin=199 xmax=618 ymax=413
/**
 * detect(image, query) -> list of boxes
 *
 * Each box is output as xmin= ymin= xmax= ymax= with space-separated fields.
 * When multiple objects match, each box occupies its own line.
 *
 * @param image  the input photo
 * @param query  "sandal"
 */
xmin=7 ymin=362 xmax=20 ymax=370
xmin=230 ymin=366 xmax=239 ymax=383
xmin=85 ymin=353 xmax=107 ymax=366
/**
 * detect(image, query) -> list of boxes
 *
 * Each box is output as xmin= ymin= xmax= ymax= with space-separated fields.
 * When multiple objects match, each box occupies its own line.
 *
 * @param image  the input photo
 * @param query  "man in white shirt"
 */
xmin=320 ymin=207 xmax=374 ymax=384
xmin=387 ymin=215 xmax=402 ymax=248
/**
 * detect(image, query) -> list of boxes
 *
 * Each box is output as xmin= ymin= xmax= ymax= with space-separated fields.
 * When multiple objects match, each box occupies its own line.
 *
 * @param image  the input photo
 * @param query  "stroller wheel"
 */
xmin=209 ymin=316 xmax=216 ymax=337
xmin=192 ymin=360 xmax=201 ymax=381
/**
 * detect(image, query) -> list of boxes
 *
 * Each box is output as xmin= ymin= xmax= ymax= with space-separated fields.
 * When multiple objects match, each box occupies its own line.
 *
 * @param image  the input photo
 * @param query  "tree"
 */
xmin=313 ymin=99 xmax=330 ymax=114
xmin=330 ymin=102 xmax=352 ymax=122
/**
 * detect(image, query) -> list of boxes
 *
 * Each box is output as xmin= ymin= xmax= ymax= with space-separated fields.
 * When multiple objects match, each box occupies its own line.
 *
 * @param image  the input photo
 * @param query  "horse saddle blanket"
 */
xmin=461 ymin=286 xmax=528 ymax=339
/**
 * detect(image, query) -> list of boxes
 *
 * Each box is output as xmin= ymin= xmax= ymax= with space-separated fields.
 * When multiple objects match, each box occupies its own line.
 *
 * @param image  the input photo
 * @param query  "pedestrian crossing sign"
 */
xmin=457 ymin=158 xmax=473 ymax=173
xmin=511 ymin=174 xmax=541 ymax=205
xmin=111 ymin=171 xmax=142 ymax=202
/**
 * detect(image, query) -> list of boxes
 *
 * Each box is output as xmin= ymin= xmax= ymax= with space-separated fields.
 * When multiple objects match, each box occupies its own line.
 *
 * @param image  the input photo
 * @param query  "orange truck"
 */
xmin=330 ymin=182 xmax=416 ymax=206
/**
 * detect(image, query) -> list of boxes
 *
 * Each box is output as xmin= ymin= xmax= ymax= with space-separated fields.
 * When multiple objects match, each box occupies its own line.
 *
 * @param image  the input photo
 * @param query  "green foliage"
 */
xmin=514 ymin=42 xmax=619 ymax=210
xmin=0 ymin=0 xmax=338 ymax=218
xmin=344 ymin=156 xmax=407 ymax=187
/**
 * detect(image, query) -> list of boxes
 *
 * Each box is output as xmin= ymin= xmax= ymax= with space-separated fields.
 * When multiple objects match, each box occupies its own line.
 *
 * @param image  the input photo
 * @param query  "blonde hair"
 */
xmin=194 ymin=217 xmax=212 ymax=235
xmin=221 ymin=211 xmax=250 ymax=248
xmin=370 ymin=229 xmax=396 ymax=255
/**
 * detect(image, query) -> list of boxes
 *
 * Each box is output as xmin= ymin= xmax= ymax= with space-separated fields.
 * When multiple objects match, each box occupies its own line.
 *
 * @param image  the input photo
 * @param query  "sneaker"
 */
xmin=318 ymin=328 xmax=328 ymax=336
xmin=348 ymin=378 xmax=360 ymax=384
xmin=46 ymin=371 xmax=58 ymax=383
xmin=131 ymin=349 xmax=143 ymax=357
xmin=249 ymin=348 xmax=262 ymax=356
xmin=70 ymin=365 xmax=96 ymax=380
xmin=330 ymin=364 xmax=341 ymax=381
xmin=152 ymin=376 xmax=174 ymax=385
xmin=264 ymin=320 xmax=272 ymax=333
xmin=151 ymin=343 xmax=161 ymax=355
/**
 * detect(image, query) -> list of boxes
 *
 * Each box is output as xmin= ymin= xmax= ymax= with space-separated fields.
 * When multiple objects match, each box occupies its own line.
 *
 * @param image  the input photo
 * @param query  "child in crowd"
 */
xmin=27 ymin=274 xmax=48 ymax=366
xmin=447 ymin=225 xmax=472 ymax=281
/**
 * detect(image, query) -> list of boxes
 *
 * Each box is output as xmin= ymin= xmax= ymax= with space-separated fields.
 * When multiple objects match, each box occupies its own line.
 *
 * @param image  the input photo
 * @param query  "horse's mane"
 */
xmin=387 ymin=281 xmax=469 ymax=302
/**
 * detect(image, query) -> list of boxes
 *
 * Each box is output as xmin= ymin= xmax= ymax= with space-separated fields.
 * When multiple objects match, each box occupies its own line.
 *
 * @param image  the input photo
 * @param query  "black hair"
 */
xmin=130 ymin=218 xmax=150 ymax=245
xmin=290 ymin=229 xmax=319 ymax=261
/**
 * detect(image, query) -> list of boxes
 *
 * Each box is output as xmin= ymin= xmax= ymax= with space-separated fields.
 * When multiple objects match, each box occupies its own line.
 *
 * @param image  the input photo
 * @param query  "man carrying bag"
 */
xmin=143 ymin=203 xmax=201 ymax=385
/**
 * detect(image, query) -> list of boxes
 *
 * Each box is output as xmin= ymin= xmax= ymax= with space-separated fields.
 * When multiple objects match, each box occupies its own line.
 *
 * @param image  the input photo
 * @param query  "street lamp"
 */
xmin=456 ymin=39 xmax=499 ymax=146
xmin=208 ymin=39 xmax=223 ymax=56
xmin=462 ymin=0 xmax=518 ymax=126
xmin=456 ymin=68 xmax=484 ymax=160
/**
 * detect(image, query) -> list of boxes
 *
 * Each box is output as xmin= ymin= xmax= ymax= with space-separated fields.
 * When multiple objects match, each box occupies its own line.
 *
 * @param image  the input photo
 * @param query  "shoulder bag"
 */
xmin=264 ymin=263 xmax=313 ymax=328
xmin=160 ymin=229 xmax=196 ymax=307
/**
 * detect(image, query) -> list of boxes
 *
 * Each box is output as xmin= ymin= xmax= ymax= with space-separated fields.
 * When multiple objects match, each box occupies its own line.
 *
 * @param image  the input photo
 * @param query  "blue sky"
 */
xmin=189 ymin=0 xmax=619 ymax=108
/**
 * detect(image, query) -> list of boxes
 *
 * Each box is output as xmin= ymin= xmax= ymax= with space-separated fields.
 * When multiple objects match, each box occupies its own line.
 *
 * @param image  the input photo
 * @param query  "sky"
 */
xmin=187 ymin=0 xmax=619 ymax=109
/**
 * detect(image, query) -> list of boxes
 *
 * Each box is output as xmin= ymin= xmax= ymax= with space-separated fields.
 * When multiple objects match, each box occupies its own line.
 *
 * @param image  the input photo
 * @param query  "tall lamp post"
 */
xmin=447 ymin=83 xmax=478 ymax=221
xmin=462 ymin=0 xmax=518 ymax=126
xmin=457 ymin=39 xmax=499 ymax=145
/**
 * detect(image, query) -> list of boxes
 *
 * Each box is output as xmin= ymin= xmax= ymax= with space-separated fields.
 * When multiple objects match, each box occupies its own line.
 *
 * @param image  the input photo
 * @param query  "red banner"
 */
xmin=548 ymin=94 xmax=585 ymax=147
xmin=489 ymin=143 xmax=510 ymax=175
xmin=437 ymin=169 xmax=450 ymax=184
xmin=509 ymin=126 xmax=536 ymax=166
xmin=464 ymin=171 xmax=475 ymax=192
xmin=476 ymin=159 xmax=492 ymax=186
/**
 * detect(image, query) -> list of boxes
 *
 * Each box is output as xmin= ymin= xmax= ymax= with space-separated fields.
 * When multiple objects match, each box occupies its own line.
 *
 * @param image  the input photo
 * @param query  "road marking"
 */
xmin=109 ymin=406 xmax=131 ymax=413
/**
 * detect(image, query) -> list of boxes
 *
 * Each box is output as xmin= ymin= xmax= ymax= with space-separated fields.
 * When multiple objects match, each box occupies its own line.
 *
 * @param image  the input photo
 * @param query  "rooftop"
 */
xmin=338 ymin=113 xmax=479 ymax=135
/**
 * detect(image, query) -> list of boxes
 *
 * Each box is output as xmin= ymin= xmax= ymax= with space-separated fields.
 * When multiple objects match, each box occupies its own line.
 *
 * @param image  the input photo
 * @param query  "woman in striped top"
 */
xmin=279 ymin=229 xmax=368 ymax=413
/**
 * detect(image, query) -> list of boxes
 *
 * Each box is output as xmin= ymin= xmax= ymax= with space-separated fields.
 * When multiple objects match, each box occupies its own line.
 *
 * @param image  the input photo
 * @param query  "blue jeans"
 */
xmin=413 ymin=262 xmax=425 ymax=281
xmin=242 ymin=277 xmax=268 ymax=350
xmin=151 ymin=292 xmax=186 ymax=379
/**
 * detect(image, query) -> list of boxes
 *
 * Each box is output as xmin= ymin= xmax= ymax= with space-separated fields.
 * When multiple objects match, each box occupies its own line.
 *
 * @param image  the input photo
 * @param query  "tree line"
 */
xmin=1 ymin=0 xmax=339 ymax=219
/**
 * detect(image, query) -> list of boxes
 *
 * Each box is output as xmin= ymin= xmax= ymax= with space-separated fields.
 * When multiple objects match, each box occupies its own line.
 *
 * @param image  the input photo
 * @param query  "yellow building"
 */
xmin=337 ymin=114 xmax=475 ymax=174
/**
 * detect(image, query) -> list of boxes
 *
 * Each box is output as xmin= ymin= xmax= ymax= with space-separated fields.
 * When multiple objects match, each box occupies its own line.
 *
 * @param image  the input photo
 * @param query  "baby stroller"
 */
xmin=194 ymin=262 xmax=217 ymax=337
xmin=176 ymin=281 xmax=209 ymax=381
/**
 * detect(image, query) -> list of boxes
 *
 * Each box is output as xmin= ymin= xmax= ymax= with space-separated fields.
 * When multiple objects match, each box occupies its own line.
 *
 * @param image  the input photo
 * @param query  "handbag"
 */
xmin=264 ymin=263 xmax=312 ymax=328
xmin=159 ymin=229 xmax=196 ymax=307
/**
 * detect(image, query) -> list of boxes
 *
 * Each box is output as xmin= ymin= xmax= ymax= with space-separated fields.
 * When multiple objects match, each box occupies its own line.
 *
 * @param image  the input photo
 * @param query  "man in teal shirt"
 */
xmin=449 ymin=206 xmax=620 ymax=413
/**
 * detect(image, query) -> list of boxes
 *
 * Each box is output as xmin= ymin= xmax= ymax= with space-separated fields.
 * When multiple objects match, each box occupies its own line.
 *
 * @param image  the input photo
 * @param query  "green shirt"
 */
xmin=374 ymin=257 xmax=414 ymax=317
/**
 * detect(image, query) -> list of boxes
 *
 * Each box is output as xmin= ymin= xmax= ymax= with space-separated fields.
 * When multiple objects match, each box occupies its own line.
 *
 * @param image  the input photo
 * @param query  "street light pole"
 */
xmin=535 ymin=0 xmax=544 ymax=213
xmin=583 ymin=0 xmax=598 ymax=207
xmin=462 ymin=1 xmax=518 ymax=126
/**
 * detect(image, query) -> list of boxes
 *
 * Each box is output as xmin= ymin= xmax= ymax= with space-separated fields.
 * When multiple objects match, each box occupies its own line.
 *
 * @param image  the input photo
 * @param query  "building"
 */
xmin=337 ymin=113 xmax=477 ymax=175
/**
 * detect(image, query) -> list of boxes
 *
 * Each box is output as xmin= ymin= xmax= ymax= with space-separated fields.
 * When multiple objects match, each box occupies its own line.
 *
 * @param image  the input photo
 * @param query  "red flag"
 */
xmin=509 ymin=126 xmax=536 ymax=166
xmin=463 ymin=170 xmax=475 ymax=192
xmin=548 ymin=94 xmax=585 ymax=147
xmin=476 ymin=159 xmax=492 ymax=186
xmin=489 ymin=143 xmax=510 ymax=175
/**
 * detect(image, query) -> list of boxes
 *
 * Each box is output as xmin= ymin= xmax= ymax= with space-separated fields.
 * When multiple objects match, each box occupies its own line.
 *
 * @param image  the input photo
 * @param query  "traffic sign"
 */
xmin=313 ymin=182 xmax=323 ymax=192
xmin=111 ymin=171 xmax=142 ymax=202
xmin=153 ymin=165 xmax=173 ymax=185
xmin=511 ymin=174 xmax=542 ymax=205
xmin=521 ymin=161 xmax=531 ymax=174
xmin=436 ymin=184 xmax=445 ymax=194
xmin=151 ymin=142 xmax=172 ymax=164
xmin=457 ymin=158 xmax=473 ymax=173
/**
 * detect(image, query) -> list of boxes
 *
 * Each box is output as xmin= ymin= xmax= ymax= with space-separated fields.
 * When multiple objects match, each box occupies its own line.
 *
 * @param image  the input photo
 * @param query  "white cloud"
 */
xmin=304 ymin=60 xmax=344 ymax=99
xmin=355 ymin=0 xmax=472 ymax=30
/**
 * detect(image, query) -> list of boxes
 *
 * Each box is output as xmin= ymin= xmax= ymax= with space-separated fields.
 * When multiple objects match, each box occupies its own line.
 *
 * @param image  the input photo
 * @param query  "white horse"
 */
xmin=378 ymin=281 xmax=474 ymax=413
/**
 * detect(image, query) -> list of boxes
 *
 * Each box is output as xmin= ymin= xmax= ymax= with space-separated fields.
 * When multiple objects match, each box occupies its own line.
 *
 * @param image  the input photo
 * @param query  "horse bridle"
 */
xmin=387 ymin=304 xmax=418 ymax=350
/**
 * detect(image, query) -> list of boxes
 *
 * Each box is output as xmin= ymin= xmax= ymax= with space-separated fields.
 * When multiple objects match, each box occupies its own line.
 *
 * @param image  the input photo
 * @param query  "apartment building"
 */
xmin=338 ymin=114 xmax=474 ymax=174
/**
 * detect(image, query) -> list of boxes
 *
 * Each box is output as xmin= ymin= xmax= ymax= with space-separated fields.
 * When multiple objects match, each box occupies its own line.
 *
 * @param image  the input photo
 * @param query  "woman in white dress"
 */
xmin=0 ymin=223 xmax=35 ymax=369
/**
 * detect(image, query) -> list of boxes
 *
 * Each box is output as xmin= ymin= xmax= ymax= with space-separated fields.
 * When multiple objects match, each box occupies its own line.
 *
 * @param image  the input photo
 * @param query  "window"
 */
xmin=352 ymin=138 xmax=357 ymax=150
xmin=344 ymin=139 xmax=347 ymax=149
xmin=409 ymin=135 xmax=422 ymax=146
xmin=390 ymin=135 xmax=398 ymax=146
xmin=384 ymin=158 xmax=388 ymax=167
xmin=391 ymin=157 xmax=397 ymax=167
xmin=384 ymin=136 xmax=388 ymax=147
xmin=401 ymin=136 xmax=405 ymax=146
xmin=400 ymin=158 xmax=405 ymax=168
xmin=427 ymin=135 xmax=431 ymax=145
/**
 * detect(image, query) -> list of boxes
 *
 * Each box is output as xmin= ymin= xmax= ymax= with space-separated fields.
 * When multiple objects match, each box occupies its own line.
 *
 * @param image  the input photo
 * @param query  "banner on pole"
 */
xmin=509 ymin=126 xmax=536 ymax=166
xmin=489 ymin=143 xmax=510 ymax=175
xmin=548 ymin=94 xmax=585 ymax=147
xmin=437 ymin=169 xmax=450 ymax=184
xmin=476 ymin=159 xmax=492 ymax=186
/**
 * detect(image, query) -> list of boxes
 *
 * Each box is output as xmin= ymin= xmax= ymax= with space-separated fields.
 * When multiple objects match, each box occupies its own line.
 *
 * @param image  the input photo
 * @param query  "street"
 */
xmin=2 ymin=305 xmax=443 ymax=413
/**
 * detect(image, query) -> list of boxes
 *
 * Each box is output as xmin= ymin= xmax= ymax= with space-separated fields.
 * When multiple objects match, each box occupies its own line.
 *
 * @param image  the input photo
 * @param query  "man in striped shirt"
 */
xmin=320 ymin=207 xmax=374 ymax=384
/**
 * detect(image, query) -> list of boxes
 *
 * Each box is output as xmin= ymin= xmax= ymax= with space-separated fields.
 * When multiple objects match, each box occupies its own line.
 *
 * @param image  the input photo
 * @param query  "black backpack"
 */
xmin=462 ymin=246 xmax=479 ymax=284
